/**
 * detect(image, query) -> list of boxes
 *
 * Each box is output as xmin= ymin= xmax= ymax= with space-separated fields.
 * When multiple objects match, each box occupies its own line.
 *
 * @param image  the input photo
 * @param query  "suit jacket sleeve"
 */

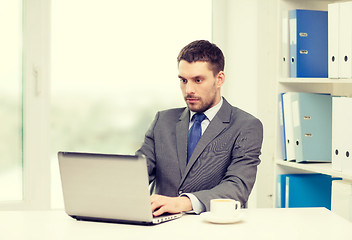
xmin=136 ymin=112 xmax=159 ymax=184
xmin=192 ymin=116 xmax=263 ymax=211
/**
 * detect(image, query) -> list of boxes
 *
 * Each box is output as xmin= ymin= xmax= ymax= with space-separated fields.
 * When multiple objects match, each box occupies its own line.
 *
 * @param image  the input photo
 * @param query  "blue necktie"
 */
xmin=187 ymin=113 xmax=206 ymax=162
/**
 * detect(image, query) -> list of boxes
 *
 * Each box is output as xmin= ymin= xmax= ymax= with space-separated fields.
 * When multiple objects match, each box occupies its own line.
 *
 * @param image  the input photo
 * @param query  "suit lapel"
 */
xmin=179 ymin=99 xmax=232 ymax=186
xmin=176 ymin=108 xmax=190 ymax=176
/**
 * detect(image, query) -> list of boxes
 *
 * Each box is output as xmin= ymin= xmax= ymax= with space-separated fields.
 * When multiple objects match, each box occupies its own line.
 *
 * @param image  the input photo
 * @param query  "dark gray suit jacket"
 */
xmin=137 ymin=98 xmax=263 ymax=211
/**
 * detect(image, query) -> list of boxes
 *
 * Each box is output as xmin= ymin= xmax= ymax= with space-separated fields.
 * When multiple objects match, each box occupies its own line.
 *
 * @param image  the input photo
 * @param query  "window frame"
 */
xmin=0 ymin=0 xmax=51 ymax=210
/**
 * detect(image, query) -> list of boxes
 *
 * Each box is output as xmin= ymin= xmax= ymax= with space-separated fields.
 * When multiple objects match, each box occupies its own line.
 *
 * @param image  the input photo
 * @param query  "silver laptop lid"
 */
xmin=58 ymin=152 xmax=154 ymax=224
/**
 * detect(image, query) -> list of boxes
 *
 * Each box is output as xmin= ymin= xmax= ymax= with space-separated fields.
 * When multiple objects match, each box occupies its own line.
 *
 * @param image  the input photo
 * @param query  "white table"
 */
xmin=1 ymin=208 xmax=351 ymax=240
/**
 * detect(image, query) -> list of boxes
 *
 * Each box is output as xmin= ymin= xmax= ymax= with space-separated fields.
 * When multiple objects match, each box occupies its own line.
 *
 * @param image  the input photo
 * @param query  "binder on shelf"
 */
xmin=276 ymin=174 xmax=286 ymax=208
xmin=291 ymin=92 xmax=332 ymax=163
xmin=341 ymin=97 xmax=352 ymax=175
xmin=289 ymin=9 xmax=328 ymax=78
xmin=331 ymin=96 xmax=346 ymax=171
xmin=338 ymin=2 xmax=352 ymax=78
xmin=328 ymin=3 xmax=340 ymax=79
xmin=331 ymin=180 xmax=352 ymax=222
xmin=279 ymin=93 xmax=287 ymax=160
xmin=282 ymin=92 xmax=296 ymax=161
xmin=281 ymin=10 xmax=290 ymax=78
xmin=277 ymin=173 xmax=339 ymax=210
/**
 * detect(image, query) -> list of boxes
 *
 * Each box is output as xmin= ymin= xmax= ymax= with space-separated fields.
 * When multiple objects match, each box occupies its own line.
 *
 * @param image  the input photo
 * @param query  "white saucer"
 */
xmin=200 ymin=212 xmax=243 ymax=224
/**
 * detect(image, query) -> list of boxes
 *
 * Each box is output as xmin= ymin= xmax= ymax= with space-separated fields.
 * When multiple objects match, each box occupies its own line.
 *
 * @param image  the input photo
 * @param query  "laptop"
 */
xmin=58 ymin=151 xmax=183 ymax=225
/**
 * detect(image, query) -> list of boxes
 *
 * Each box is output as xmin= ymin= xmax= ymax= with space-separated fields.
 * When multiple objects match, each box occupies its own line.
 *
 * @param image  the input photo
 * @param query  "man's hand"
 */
xmin=150 ymin=194 xmax=193 ymax=216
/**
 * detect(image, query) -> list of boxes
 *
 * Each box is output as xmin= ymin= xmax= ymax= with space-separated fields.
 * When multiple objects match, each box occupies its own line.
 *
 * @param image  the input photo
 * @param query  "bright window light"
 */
xmin=0 ymin=0 xmax=23 ymax=202
xmin=51 ymin=0 xmax=212 ymax=208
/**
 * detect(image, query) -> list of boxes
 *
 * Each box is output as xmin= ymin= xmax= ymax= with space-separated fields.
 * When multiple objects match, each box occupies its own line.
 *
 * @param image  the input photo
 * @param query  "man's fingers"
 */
xmin=151 ymin=200 xmax=162 ymax=212
xmin=150 ymin=195 xmax=174 ymax=216
xmin=150 ymin=194 xmax=166 ymax=215
xmin=150 ymin=194 xmax=162 ymax=211
xmin=150 ymin=194 xmax=191 ymax=216
xmin=152 ymin=206 xmax=167 ymax=217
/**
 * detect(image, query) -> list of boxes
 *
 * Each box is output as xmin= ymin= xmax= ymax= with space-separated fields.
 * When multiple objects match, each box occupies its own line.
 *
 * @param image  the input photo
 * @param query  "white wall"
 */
xmin=213 ymin=0 xmax=278 ymax=208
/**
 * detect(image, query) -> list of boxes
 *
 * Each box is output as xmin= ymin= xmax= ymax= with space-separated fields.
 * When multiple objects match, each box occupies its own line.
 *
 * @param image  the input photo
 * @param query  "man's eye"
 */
xmin=180 ymin=79 xmax=187 ymax=83
xmin=195 ymin=79 xmax=202 ymax=83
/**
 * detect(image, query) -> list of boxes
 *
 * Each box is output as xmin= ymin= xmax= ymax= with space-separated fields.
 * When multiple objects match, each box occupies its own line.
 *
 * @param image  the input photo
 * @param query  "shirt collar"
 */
xmin=189 ymin=97 xmax=223 ymax=122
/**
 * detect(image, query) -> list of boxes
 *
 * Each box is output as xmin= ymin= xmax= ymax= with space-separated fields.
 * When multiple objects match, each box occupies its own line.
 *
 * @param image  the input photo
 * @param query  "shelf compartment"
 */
xmin=280 ymin=78 xmax=352 ymax=84
xmin=275 ymin=159 xmax=352 ymax=181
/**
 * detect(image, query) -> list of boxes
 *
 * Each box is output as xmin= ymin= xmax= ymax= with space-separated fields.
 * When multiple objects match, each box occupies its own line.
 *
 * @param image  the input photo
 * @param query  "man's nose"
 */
xmin=186 ymin=82 xmax=195 ymax=94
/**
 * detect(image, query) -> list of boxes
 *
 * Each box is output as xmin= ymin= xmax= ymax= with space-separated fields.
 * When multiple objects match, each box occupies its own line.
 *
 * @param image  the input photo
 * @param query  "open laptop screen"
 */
xmin=58 ymin=152 xmax=173 ymax=225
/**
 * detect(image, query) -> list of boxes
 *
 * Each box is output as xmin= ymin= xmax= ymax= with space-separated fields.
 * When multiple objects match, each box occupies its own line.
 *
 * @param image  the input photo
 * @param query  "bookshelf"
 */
xmin=276 ymin=160 xmax=352 ymax=182
xmin=274 ymin=0 xmax=352 ymax=207
xmin=280 ymin=78 xmax=352 ymax=84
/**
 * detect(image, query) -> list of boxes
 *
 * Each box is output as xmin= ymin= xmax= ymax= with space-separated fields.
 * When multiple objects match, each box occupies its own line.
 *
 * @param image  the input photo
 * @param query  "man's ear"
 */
xmin=216 ymin=71 xmax=225 ymax=88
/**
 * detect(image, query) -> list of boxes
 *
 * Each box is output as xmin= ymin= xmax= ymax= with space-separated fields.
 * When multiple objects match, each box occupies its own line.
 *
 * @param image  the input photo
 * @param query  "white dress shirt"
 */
xmin=181 ymin=97 xmax=223 ymax=214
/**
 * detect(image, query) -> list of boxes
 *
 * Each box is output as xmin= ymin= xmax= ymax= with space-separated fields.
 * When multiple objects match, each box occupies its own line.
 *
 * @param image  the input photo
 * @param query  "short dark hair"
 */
xmin=177 ymin=40 xmax=225 ymax=76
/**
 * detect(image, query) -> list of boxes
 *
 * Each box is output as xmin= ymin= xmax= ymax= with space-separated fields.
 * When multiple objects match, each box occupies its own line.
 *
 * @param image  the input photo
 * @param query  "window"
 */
xmin=51 ymin=0 xmax=212 ymax=208
xmin=0 ymin=0 xmax=23 ymax=202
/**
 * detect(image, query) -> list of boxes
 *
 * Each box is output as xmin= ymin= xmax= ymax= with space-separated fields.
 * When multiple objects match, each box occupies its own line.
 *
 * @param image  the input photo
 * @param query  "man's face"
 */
xmin=178 ymin=60 xmax=225 ymax=113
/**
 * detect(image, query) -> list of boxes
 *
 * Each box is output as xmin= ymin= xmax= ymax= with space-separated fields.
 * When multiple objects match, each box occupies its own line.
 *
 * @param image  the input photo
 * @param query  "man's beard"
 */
xmin=185 ymin=95 xmax=216 ymax=113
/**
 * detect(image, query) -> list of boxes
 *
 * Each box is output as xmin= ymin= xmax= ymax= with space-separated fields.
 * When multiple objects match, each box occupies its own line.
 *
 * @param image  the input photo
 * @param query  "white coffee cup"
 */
xmin=210 ymin=199 xmax=241 ymax=218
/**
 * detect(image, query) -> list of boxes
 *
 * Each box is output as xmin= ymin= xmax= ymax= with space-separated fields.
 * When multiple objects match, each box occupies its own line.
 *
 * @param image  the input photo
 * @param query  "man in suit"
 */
xmin=137 ymin=40 xmax=263 ymax=216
